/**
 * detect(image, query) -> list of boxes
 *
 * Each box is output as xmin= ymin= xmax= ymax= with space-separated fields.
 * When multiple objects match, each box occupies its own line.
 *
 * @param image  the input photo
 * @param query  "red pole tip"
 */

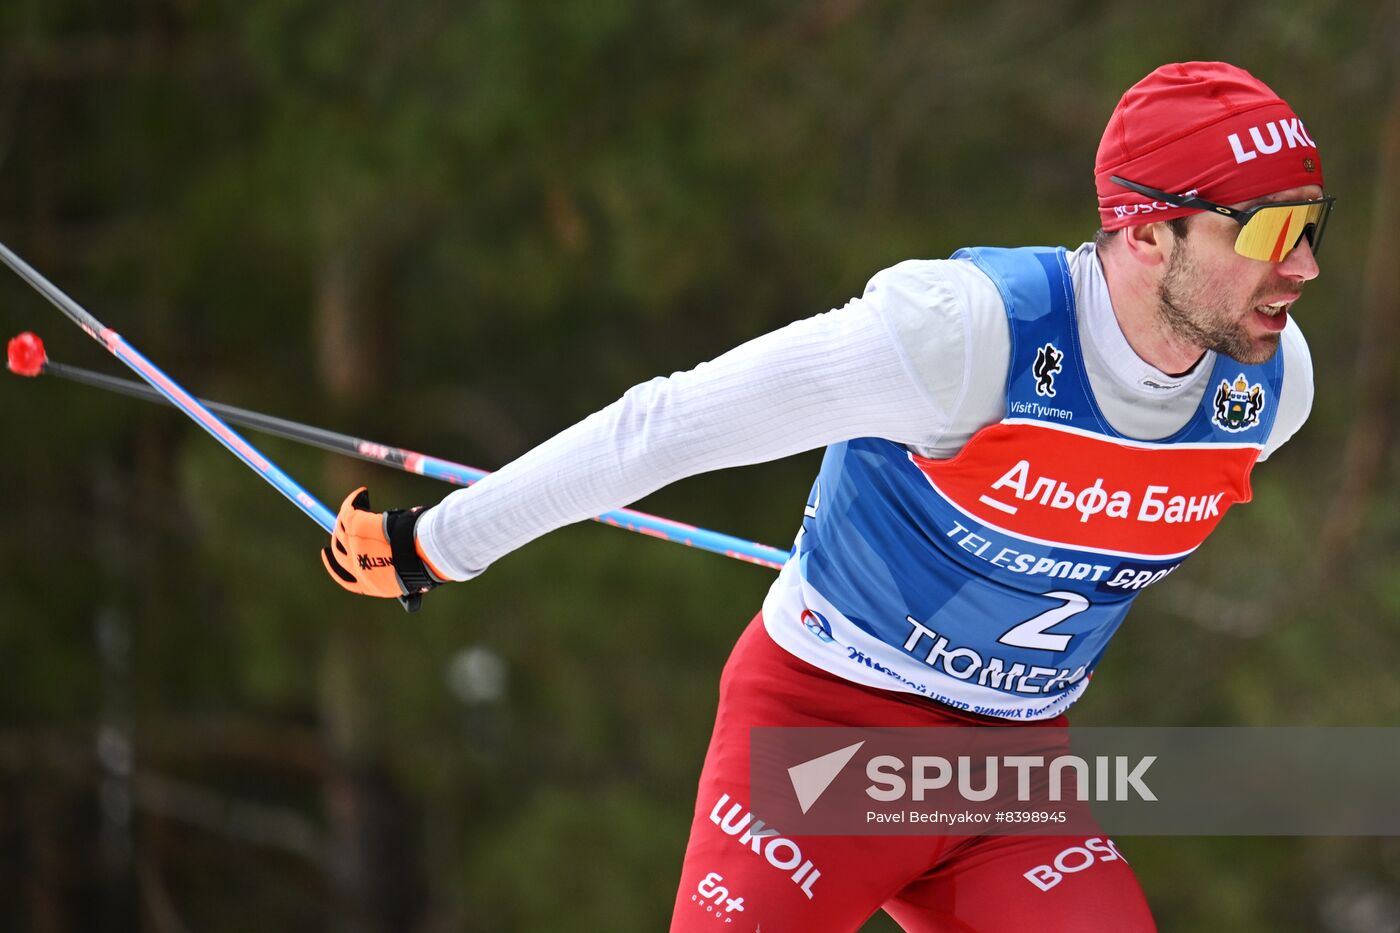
xmin=6 ymin=332 xmax=46 ymax=377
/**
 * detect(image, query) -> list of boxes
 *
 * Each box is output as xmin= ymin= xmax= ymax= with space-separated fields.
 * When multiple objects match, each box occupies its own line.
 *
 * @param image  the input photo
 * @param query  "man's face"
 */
xmin=1156 ymin=185 xmax=1324 ymax=365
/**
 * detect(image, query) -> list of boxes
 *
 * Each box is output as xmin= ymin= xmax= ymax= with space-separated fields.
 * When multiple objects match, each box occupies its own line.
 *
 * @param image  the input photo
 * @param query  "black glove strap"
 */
xmin=385 ymin=507 xmax=439 ymax=611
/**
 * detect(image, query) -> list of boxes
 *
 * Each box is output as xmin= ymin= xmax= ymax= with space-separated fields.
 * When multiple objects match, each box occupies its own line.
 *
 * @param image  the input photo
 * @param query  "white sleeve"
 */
xmin=415 ymin=269 xmax=967 ymax=581
xmin=1258 ymin=320 xmax=1314 ymax=461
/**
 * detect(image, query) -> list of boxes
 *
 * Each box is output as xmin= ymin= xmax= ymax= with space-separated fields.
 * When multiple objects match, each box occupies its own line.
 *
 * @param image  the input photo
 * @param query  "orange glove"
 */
xmin=321 ymin=487 xmax=446 ymax=612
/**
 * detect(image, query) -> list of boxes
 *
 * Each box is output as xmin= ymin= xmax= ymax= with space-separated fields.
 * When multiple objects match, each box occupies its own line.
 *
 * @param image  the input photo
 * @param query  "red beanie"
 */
xmin=1095 ymin=62 xmax=1323 ymax=230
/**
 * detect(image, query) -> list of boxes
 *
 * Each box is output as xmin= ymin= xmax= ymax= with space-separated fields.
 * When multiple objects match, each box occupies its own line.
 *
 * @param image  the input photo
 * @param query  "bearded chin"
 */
xmin=1157 ymin=252 xmax=1281 ymax=366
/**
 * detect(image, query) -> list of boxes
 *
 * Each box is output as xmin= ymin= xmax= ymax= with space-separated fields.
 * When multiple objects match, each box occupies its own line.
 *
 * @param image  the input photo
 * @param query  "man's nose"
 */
xmin=1280 ymin=234 xmax=1320 ymax=281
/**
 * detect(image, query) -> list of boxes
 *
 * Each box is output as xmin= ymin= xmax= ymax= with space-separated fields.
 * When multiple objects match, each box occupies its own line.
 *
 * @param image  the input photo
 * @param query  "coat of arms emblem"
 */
xmin=1213 ymin=374 xmax=1265 ymax=432
xmin=1034 ymin=343 xmax=1064 ymax=398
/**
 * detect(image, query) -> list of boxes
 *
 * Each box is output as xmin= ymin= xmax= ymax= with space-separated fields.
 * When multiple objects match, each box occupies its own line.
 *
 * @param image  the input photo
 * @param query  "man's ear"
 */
xmin=1120 ymin=219 xmax=1177 ymax=268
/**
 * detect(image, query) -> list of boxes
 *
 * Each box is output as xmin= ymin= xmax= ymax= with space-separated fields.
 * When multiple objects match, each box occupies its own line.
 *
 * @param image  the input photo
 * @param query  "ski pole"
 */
xmin=0 ymin=244 xmax=337 ymax=534
xmin=7 ymin=332 xmax=792 ymax=571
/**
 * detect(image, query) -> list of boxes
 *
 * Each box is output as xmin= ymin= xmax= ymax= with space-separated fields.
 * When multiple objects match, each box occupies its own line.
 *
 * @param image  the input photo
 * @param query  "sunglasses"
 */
xmin=1109 ymin=175 xmax=1334 ymax=263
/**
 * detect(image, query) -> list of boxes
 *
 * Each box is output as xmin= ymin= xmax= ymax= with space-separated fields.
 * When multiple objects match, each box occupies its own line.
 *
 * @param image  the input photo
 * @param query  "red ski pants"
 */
xmin=670 ymin=615 xmax=1157 ymax=932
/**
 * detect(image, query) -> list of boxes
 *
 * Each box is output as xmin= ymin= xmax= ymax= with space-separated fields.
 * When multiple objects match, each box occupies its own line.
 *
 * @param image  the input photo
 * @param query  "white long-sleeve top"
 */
xmin=416 ymin=242 xmax=1313 ymax=581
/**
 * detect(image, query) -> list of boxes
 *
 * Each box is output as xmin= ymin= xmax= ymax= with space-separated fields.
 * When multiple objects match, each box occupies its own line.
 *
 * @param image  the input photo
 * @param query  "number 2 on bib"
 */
xmin=997 ymin=591 xmax=1089 ymax=651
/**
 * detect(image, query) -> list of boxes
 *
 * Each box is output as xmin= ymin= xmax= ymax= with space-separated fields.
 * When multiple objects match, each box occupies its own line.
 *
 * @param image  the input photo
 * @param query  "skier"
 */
xmin=321 ymin=62 xmax=1330 ymax=930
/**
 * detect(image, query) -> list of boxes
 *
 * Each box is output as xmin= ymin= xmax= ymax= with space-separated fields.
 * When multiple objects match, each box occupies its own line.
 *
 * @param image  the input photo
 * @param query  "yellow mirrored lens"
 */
xmin=1234 ymin=203 xmax=1327 ymax=262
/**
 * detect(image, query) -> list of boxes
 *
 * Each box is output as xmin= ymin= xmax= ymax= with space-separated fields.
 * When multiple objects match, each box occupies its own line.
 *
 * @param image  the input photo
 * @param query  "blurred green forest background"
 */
xmin=1 ymin=1 xmax=1398 ymax=930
